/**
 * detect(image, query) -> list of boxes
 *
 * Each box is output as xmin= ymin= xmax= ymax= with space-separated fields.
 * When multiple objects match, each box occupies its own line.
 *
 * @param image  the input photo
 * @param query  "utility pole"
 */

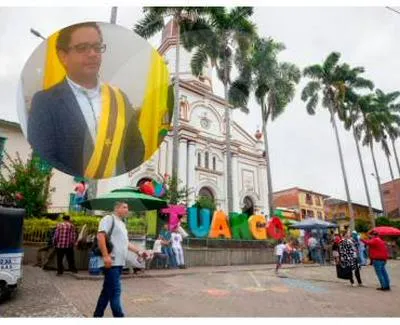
xmin=110 ymin=7 xmax=118 ymax=24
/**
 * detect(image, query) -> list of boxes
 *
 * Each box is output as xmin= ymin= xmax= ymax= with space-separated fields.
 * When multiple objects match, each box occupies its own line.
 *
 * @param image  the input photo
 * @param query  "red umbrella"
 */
xmin=370 ymin=226 xmax=400 ymax=237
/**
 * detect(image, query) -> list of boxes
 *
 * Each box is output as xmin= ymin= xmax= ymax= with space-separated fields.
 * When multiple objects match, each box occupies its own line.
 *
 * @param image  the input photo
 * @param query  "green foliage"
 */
xmin=194 ymin=196 xmax=216 ymax=211
xmin=355 ymin=218 xmax=371 ymax=233
xmin=375 ymin=217 xmax=392 ymax=227
xmin=164 ymin=176 xmax=188 ymax=205
xmin=23 ymin=213 xmax=149 ymax=242
xmin=126 ymin=216 xmax=147 ymax=235
xmin=0 ymin=152 xmax=54 ymax=217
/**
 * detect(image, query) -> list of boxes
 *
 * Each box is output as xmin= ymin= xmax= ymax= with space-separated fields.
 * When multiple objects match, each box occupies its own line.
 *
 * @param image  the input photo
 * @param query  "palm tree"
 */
xmin=356 ymin=93 xmax=387 ymax=216
xmin=373 ymin=89 xmax=400 ymax=179
xmin=301 ymin=52 xmax=372 ymax=231
xmin=344 ymin=93 xmax=376 ymax=227
xmin=229 ymin=37 xmax=301 ymax=218
xmin=134 ymin=7 xmax=212 ymax=191
xmin=180 ymin=7 xmax=256 ymax=213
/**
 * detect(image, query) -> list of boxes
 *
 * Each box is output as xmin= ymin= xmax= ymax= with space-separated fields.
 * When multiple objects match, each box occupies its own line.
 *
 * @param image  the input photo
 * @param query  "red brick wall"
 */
xmin=382 ymin=179 xmax=400 ymax=217
xmin=273 ymin=189 xmax=299 ymax=209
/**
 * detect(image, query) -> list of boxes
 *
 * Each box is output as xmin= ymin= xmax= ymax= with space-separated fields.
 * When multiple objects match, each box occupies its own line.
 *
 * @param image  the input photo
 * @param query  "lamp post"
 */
xmin=30 ymin=28 xmax=46 ymax=40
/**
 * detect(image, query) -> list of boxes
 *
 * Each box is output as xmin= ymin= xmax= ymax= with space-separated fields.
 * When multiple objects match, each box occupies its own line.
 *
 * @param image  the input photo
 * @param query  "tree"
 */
xmin=355 ymin=218 xmax=371 ymax=233
xmin=356 ymin=90 xmax=400 ymax=216
xmin=0 ymin=152 xmax=54 ymax=217
xmin=343 ymin=84 xmax=375 ymax=227
xmin=180 ymin=7 xmax=256 ymax=213
xmin=373 ymin=89 xmax=400 ymax=179
xmin=302 ymin=52 xmax=373 ymax=231
xmin=194 ymin=195 xmax=216 ymax=211
xmin=134 ymin=7 xmax=213 ymax=194
xmin=164 ymin=175 xmax=188 ymax=206
xmin=229 ymin=37 xmax=300 ymax=218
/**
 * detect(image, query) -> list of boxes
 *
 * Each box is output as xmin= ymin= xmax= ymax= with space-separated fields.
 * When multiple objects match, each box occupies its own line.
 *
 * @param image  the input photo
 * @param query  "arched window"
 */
xmin=199 ymin=187 xmax=214 ymax=200
xmin=242 ymin=196 xmax=254 ymax=216
xmin=197 ymin=153 xmax=201 ymax=167
xmin=212 ymin=157 xmax=216 ymax=171
xmin=205 ymin=152 xmax=209 ymax=169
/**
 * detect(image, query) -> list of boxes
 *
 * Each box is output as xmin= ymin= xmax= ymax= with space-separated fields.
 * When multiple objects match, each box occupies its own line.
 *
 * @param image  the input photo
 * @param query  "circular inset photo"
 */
xmin=18 ymin=21 xmax=173 ymax=179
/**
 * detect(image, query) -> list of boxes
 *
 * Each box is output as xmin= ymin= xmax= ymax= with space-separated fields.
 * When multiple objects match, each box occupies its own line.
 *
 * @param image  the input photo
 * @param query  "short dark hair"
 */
xmin=114 ymin=201 xmax=128 ymax=209
xmin=56 ymin=22 xmax=102 ymax=52
xmin=63 ymin=215 xmax=71 ymax=221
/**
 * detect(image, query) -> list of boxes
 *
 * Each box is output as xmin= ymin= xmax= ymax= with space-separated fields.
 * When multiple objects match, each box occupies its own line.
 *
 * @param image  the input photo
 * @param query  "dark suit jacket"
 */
xmin=28 ymin=79 xmax=144 ymax=178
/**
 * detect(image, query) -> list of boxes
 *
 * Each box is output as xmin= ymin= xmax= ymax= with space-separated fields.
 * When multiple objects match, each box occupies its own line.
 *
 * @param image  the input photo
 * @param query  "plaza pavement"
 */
xmin=1 ymin=261 xmax=399 ymax=317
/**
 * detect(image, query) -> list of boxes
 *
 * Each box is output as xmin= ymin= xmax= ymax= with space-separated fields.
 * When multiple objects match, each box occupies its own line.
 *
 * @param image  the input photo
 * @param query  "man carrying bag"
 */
xmin=93 ymin=201 xmax=144 ymax=317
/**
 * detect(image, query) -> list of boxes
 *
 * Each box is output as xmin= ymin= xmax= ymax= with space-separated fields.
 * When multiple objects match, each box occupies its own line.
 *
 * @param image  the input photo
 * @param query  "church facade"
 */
xmin=97 ymin=21 xmax=269 ymax=215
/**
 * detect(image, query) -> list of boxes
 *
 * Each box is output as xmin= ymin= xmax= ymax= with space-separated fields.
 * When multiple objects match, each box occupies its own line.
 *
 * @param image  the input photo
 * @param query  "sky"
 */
xmin=1 ymin=6 xmax=400 ymax=211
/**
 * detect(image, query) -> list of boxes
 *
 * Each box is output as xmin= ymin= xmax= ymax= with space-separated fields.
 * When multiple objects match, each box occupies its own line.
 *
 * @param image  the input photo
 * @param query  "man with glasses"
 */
xmin=28 ymin=22 xmax=144 ymax=179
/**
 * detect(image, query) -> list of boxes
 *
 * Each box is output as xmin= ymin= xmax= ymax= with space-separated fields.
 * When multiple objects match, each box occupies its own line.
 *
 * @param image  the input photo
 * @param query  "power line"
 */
xmin=386 ymin=6 xmax=400 ymax=15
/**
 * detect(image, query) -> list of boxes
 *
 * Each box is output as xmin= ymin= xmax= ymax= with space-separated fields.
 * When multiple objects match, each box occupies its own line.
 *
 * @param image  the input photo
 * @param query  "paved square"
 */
xmin=1 ymin=261 xmax=398 ymax=317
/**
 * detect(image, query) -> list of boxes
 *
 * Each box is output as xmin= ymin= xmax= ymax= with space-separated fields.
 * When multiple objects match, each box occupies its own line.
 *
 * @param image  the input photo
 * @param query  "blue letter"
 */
xmin=188 ymin=207 xmax=211 ymax=238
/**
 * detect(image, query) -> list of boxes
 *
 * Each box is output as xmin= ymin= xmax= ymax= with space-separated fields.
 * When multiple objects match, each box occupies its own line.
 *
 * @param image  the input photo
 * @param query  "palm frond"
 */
xmin=303 ymin=65 xmax=324 ymax=79
xmin=306 ymin=93 xmax=319 ymax=115
xmin=229 ymin=78 xmax=251 ymax=109
xmin=134 ymin=11 xmax=165 ymax=39
xmin=323 ymin=52 xmax=341 ymax=75
xmin=301 ymin=81 xmax=320 ymax=101
xmin=190 ymin=46 xmax=209 ymax=77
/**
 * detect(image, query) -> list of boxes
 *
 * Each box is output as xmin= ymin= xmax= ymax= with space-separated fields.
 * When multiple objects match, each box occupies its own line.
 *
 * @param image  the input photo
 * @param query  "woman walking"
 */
xmin=338 ymin=231 xmax=363 ymax=287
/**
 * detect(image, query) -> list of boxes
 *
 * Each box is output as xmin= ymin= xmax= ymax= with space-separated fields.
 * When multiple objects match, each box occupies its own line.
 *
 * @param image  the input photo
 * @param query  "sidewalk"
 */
xmin=67 ymin=262 xmax=323 ymax=280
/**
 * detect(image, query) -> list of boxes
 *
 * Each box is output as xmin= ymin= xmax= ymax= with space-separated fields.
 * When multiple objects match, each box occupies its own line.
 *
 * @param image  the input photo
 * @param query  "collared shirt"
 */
xmin=54 ymin=222 xmax=76 ymax=248
xmin=67 ymin=77 xmax=102 ymax=143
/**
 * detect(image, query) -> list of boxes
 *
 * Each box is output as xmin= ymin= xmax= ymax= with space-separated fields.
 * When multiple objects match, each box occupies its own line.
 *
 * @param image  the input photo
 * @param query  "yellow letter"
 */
xmin=248 ymin=215 xmax=267 ymax=240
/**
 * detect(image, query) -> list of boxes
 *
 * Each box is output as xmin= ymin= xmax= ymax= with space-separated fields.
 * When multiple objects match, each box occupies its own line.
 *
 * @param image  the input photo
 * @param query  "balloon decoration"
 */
xmin=139 ymin=181 xmax=155 ymax=196
xmin=139 ymin=180 xmax=167 ymax=198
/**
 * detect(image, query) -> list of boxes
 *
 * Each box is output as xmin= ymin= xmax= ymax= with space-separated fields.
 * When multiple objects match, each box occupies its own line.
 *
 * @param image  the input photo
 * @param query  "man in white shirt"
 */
xmin=93 ymin=201 xmax=143 ymax=318
xmin=28 ymin=22 xmax=144 ymax=179
xmin=274 ymin=240 xmax=286 ymax=273
xmin=171 ymin=229 xmax=185 ymax=269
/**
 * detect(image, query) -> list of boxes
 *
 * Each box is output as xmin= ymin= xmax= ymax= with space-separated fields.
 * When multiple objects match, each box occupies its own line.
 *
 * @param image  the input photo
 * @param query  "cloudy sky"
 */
xmin=1 ymin=6 xmax=400 ymax=210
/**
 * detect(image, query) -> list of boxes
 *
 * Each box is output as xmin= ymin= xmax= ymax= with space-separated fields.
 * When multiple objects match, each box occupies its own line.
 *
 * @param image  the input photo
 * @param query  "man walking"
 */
xmin=274 ymin=240 xmax=286 ymax=274
xmin=53 ymin=215 xmax=78 ymax=275
xmin=93 ymin=201 xmax=144 ymax=317
xmin=362 ymin=231 xmax=391 ymax=291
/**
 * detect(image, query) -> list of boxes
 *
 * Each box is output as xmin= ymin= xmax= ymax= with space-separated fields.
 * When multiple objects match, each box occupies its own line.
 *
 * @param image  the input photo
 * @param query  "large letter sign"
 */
xmin=161 ymin=205 xmax=186 ymax=231
xmin=230 ymin=212 xmax=252 ymax=240
xmin=267 ymin=217 xmax=285 ymax=240
xmin=188 ymin=207 xmax=211 ymax=238
xmin=180 ymin=206 xmax=286 ymax=241
xmin=248 ymin=215 xmax=267 ymax=240
xmin=208 ymin=210 xmax=232 ymax=239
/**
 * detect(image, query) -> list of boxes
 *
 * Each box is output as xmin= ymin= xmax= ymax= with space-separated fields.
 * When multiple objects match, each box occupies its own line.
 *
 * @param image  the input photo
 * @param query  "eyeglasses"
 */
xmin=67 ymin=42 xmax=106 ymax=54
